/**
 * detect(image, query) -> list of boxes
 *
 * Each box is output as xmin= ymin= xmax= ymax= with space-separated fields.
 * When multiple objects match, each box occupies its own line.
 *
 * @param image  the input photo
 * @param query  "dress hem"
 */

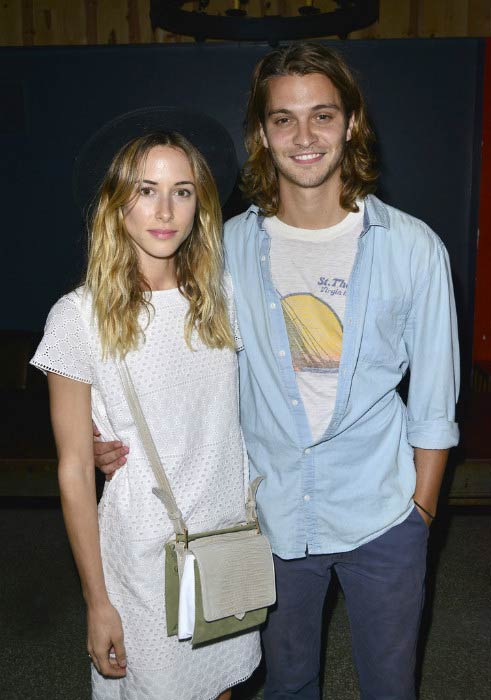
xmin=204 ymin=651 xmax=262 ymax=700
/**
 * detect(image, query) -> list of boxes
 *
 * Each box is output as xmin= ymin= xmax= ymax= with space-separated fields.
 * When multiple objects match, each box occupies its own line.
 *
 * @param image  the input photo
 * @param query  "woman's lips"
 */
xmin=147 ymin=229 xmax=177 ymax=240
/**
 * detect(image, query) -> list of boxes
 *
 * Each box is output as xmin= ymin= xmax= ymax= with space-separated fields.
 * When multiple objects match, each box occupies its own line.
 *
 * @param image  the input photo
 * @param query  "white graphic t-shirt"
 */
xmin=265 ymin=203 xmax=364 ymax=441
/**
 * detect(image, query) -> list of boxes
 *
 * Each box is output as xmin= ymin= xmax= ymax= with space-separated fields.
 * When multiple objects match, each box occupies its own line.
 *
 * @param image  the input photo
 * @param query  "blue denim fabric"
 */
xmin=261 ymin=507 xmax=429 ymax=699
xmin=224 ymin=195 xmax=459 ymax=559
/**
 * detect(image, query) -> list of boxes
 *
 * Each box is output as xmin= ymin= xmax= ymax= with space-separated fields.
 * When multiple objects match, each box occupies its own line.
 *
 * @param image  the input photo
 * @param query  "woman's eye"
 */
xmin=140 ymin=186 xmax=154 ymax=196
xmin=176 ymin=189 xmax=192 ymax=198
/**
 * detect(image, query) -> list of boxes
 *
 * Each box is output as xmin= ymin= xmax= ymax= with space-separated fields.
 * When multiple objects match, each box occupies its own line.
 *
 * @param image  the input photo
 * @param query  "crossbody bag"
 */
xmin=118 ymin=359 xmax=276 ymax=645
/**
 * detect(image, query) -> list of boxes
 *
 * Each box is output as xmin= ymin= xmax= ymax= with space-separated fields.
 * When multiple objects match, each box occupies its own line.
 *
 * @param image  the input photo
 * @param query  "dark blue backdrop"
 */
xmin=0 ymin=39 xmax=484 ymax=381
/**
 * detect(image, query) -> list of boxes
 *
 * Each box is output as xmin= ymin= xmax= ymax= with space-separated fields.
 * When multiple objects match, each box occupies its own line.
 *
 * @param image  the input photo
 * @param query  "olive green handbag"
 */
xmin=118 ymin=360 xmax=276 ymax=646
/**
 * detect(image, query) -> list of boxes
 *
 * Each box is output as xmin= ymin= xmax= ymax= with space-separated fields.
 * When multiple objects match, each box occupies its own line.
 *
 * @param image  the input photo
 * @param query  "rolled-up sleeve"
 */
xmin=404 ymin=237 xmax=460 ymax=449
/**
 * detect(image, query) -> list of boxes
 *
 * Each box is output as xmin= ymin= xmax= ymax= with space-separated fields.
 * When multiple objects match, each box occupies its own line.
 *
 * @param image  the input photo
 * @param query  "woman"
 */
xmin=31 ymin=108 xmax=261 ymax=700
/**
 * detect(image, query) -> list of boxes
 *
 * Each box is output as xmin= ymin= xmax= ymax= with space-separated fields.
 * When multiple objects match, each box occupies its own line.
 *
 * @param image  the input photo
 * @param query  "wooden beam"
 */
xmin=128 ymin=0 xmax=140 ymax=43
xmin=22 ymin=0 xmax=35 ymax=45
xmin=85 ymin=0 xmax=98 ymax=44
xmin=138 ymin=0 xmax=152 ymax=43
xmin=408 ymin=0 xmax=421 ymax=37
xmin=0 ymin=1 xmax=23 ymax=46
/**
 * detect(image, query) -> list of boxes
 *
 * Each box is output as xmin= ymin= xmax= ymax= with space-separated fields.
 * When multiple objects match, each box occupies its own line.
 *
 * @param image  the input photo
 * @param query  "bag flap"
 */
xmin=189 ymin=530 xmax=276 ymax=622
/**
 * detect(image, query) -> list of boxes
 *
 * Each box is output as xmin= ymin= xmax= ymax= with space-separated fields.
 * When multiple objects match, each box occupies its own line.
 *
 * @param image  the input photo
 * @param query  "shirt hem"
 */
xmin=269 ymin=504 xmax=414 ymax=559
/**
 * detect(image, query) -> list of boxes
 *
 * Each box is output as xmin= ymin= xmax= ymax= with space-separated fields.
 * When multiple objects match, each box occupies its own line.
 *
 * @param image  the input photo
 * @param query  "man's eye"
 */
xmin=317 ymin=113 xmax=333 ymax=121
xmin=274 ymin=117 xmax=290 ymax=125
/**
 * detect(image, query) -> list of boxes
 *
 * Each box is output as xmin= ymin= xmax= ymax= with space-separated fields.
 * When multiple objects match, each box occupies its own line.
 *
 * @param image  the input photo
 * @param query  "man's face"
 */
xmin=260 ymin=72 xmax=354 ymax=192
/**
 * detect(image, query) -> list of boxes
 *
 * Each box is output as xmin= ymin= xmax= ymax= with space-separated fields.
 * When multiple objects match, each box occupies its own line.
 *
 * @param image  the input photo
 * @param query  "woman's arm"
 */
xmin=48 ymin=372 xmax=127 ymax=678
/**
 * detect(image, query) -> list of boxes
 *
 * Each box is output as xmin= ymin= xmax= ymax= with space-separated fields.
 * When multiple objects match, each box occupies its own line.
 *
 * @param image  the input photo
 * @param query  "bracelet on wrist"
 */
xmin=414 ymin=500 xmax=435 ymax=520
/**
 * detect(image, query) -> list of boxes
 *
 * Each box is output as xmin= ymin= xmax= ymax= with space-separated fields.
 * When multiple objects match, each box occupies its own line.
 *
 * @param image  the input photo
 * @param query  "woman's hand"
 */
xmin=87 ymin=600 xmax=127 ymax=678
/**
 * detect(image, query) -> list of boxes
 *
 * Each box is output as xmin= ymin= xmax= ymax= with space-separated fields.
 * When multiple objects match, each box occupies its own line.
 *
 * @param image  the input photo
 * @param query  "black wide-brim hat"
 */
xmin=73 ymin=106 xmax=238 ymax=213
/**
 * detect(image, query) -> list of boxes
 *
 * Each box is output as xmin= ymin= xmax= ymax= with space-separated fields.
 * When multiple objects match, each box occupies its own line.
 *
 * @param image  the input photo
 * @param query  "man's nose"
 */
xmin=294 ymin=120 xmax=317 ymax=149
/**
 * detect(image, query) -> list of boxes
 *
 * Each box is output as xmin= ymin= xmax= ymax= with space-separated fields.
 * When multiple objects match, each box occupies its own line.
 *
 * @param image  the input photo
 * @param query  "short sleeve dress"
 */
xmin=31 ymin=281 xmax=261 ymax=700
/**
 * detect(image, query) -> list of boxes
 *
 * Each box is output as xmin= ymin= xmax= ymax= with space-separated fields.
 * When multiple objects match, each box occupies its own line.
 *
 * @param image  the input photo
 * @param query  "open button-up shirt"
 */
xmin=224 ymin=195 xmax=460 ymax=559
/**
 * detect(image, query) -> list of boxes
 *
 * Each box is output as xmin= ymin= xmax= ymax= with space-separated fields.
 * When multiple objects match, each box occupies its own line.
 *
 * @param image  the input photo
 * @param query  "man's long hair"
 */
xmin=85 ymin=131 xmax=233 ymax=358
xmin=241 ymin=42 xmax=378 ymax=216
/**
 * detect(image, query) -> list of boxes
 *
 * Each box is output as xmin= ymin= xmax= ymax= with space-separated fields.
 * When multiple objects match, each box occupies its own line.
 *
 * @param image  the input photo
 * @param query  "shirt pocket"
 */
xmin=358 ymin=298 xmax=407 ymax=366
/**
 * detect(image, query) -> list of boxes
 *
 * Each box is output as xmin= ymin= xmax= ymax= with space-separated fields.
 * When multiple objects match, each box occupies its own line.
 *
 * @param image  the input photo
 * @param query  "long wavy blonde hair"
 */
xmin=242 ymin=42 xmax=378 ymax=215
xmin=85 ymin=131 xmax=233 ymax=357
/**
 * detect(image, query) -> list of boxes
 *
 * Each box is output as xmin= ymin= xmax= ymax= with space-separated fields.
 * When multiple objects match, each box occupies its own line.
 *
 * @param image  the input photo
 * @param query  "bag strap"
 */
xmin=117 ymin=359 xmax=187 ymax=536
xmin=117 ymin=358 xmax=262 ymax=537
xmin=246 ymin=476 xmax=263 ymax=524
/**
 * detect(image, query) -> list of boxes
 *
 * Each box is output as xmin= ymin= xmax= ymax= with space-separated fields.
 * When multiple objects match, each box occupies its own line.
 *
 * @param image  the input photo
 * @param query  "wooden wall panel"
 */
xmin=97 ymin=0 xmax=129 ymax=44
xmin=0 ymin=1 xmax=23 ymax=46
xmin=22 ymin=0 xmax=35 ymax=46
xmin=468 ymin=0 xmax=491 ymax=36
xmin=377 ymin=0 xmax=413 ymax=38
xmin=85 ymin=0 xmax=98 ymax=44
xmin=418 ymin=0 xmax=469 ymax=37
xmin=137 ymin=0 xmax=153 ymax=43
xmin=32 ymin=0 xmax=86 ymax=45
xmin=1 ymin=1 xmax=491 ymax=47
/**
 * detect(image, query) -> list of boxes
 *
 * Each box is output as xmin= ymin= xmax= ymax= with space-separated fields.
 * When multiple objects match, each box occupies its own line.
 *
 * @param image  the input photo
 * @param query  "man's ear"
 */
xmin=346 ymin=113 xmax=355 ymax=142
xmin=260 ymin=123 xmax=269 ymax=149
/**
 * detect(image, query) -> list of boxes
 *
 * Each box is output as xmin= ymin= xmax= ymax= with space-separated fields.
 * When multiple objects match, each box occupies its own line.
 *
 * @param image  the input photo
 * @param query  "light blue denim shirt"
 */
xmin=224 ymin=195 xmax=460 ymax=559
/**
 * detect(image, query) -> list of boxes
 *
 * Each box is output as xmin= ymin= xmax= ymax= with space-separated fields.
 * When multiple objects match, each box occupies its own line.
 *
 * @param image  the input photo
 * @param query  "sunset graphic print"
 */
xmin=281 ymin=292 xmax=343 ymax=373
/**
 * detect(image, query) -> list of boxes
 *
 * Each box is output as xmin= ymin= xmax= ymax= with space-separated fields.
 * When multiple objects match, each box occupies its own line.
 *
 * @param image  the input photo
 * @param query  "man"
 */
xmin=95 ymin=43 xmax=459 ymax=699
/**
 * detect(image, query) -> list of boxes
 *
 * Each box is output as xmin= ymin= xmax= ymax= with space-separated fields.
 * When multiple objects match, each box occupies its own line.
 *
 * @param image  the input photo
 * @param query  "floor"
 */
xmin=0 ymin=502 xmax=489 ymax=700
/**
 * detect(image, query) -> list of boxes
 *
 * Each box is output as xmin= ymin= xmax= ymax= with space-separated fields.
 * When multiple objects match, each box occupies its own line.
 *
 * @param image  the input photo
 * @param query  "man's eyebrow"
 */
xmin=267 ymin=103 xmax=341 ymax=117
xmin=312 ymin=103 xmax=341 ymax=112
xmin=141 ymin=179 xmax=195 ymax=186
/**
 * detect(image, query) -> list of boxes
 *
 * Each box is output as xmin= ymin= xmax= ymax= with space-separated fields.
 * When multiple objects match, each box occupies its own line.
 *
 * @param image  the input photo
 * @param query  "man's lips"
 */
xmin=147 ymin=229 xmax=177 ymax=240
xmin=290 ymin=152 xmax=324 ymax=164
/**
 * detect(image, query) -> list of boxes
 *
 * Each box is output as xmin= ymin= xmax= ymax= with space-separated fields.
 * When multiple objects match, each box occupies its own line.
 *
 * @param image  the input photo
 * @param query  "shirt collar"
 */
xmin=245 ymin=194 xmax=390 ymax=233
xmin=245 ymin=204 xmax=260 ymax=219
xmin=362 ymin=194 xmax=390 ymax=233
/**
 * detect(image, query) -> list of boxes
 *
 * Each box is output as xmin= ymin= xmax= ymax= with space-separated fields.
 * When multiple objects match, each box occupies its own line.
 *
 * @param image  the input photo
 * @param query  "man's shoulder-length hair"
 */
xmin=241 ymin=42 xmax=378 ymax=216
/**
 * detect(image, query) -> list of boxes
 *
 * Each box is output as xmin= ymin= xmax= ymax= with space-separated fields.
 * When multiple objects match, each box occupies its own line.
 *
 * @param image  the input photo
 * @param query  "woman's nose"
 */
xmin=155 ymin=195 xmax=173 ymax=222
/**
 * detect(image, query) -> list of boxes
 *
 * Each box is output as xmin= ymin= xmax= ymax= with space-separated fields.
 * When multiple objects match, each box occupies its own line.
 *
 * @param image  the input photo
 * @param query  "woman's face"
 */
xmin=123 ymin=145 xmax=197 ymax=280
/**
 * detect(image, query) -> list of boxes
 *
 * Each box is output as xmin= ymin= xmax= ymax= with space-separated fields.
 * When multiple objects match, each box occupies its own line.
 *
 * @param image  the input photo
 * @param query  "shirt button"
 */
xmin=270 ymin=302 xmax=276 ymax=310
xmin=278 ymin=350 xmax=286 ymax=358
xmin=303 ymin=494 xmax=311 ymax=502
xmin=261 ymin=255 xmax=266 ymax=262
xmin=291 ymin=399 xmax=298 ymax=406
xmin=304 ymin=448 xmax=311 ymax=455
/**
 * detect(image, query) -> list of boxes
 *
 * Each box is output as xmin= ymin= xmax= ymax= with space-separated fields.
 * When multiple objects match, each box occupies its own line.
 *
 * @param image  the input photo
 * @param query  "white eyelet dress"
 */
xmin=31 ymin=280 xmax=261 ymax=700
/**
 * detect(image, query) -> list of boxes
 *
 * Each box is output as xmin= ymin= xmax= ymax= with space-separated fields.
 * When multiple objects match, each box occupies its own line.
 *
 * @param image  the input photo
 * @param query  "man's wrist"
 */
xmin=414 ymin=499 xmax=436 ymax=521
